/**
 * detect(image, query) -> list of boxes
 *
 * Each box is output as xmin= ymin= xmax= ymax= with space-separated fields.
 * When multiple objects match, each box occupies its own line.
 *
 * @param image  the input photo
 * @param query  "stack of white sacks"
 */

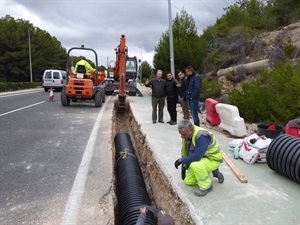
xmin=228 ymin=134 xmax=272 ymax=164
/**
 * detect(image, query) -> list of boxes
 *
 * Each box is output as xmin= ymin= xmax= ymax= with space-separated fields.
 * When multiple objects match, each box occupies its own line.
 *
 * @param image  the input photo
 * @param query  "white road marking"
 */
xmin=0 ymin=101 xmax=45 ymax=117
xmin=60 ymin=96 xmax=111 ymax=225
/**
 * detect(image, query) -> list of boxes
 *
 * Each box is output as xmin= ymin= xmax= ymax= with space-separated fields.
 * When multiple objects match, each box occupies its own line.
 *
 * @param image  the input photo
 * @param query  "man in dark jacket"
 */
xmin=177 ymin=70 xmax=190 ymax=120
xmin=145 ymin=70 xmax=166 ymax=124
xmin=185 ymin=66 xmax=201 ymax=126
xmin=165 ymin=72 xmax=179 ymax=125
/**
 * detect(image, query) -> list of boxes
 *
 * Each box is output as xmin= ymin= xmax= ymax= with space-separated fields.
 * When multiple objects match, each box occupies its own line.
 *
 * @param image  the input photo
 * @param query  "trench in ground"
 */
xmin=111 ymin=99 xmax=195 ymax=224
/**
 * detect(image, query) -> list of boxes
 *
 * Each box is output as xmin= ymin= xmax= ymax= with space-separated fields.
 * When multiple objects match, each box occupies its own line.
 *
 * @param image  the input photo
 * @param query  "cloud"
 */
xmin=1 ymin=0 xmax=234 ymax=66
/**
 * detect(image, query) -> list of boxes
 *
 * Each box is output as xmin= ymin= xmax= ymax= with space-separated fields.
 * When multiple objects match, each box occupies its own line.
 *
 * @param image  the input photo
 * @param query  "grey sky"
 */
xmin=1 ymin=0 xmax=235 ymax=67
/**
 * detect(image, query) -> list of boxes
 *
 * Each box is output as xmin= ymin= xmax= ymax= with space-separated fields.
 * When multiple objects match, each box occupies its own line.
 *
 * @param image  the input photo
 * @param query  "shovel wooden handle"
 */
xmin=222 ymin=151 xmax=248 ymax=183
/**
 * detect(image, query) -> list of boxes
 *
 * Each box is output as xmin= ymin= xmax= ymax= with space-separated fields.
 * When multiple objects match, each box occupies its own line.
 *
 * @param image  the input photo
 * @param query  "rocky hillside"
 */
xmin=260 ymin=21 xmax=300 ymax=57
xmin=201 ymin=21 xmax=300 ymax=136
xmin=210 ymin=21 xmax=300 ymax=96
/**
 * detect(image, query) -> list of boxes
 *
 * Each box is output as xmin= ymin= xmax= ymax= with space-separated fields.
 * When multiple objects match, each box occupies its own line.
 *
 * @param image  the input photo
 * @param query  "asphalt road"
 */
xmin=0 ymin=88 xmax=114 ymax=225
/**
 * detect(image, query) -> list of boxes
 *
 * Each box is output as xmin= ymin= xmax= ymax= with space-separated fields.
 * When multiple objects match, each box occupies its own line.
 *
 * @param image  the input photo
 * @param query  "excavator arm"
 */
xmin=115 ymin=35 xmax=127 ymax=111
xmin=105 ymin=34 xmax=143 ymax=111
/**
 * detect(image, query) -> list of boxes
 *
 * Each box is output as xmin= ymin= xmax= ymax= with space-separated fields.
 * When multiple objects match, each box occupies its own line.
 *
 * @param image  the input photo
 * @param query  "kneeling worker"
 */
xmin=174 ymin=119 xmax=224 ymax=197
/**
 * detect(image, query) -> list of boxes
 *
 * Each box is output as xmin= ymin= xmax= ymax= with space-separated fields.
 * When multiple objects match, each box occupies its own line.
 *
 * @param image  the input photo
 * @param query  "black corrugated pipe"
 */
xmin=114 ymin=131 xmax=156 ymax=225
xmin=266 ymin=134 xmax=300 ymax=184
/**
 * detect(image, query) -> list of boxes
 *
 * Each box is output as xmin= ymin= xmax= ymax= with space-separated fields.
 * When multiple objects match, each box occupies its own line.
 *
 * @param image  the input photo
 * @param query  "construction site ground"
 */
xmin=121 ymin=83 xmax=300 ymax=225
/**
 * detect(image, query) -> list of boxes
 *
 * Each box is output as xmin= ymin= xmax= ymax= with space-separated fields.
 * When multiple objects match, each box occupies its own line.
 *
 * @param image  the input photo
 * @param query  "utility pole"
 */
xmin=168 ymin=0 xmax=175 ymax=76
xmin=139 ymin=47 xmax=142 ymax=82
xmin=28 ymin=29 xmax=33 ymax=82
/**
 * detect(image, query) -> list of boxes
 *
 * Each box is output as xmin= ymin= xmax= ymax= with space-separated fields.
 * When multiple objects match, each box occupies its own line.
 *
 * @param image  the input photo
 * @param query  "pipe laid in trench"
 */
xmin=114 ymin=131 xmax=156 ymax=225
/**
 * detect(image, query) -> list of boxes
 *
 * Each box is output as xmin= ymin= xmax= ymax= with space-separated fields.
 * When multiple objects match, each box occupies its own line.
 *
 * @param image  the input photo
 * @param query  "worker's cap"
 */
xmin=157 ymin=210 xmax=175 ymax=225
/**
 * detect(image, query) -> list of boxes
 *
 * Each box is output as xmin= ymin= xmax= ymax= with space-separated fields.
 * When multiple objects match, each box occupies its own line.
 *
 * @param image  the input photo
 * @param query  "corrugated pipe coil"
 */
xmin=114 ymin=131 xmax=156 ymax=225
xmin=266 ymin=134 xmax=300 ymax=183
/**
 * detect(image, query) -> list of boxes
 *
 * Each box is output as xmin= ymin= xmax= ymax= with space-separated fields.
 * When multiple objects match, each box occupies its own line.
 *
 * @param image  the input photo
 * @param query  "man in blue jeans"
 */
xmin=185 ymin=66 xmax=201 ymax=126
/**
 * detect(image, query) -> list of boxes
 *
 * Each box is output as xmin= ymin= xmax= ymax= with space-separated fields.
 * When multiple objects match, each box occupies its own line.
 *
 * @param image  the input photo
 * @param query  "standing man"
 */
xmin=165 ymin=72 xmax=179 ymax=125
xmin=185 ymin=66 xmax=201 ymax=126
xmin=145 ymin=70 xmax=166 ymax=124
xmin=177 ymin=70 xmax=190 ymax=120
xmin=174 ymin=119 xmax=224 ymax=197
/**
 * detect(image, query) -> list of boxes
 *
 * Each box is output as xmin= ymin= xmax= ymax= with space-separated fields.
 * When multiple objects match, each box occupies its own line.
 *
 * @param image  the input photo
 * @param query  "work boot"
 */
xmin=194 ymin=185 xmax=213 ymax=197
xmin=212 ymin=169 xmax=224 ymax=183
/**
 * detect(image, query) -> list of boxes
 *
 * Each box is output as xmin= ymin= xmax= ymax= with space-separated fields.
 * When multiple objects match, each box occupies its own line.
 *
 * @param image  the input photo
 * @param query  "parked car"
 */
xmin=42 ymin=69 xmax=67 ymax=91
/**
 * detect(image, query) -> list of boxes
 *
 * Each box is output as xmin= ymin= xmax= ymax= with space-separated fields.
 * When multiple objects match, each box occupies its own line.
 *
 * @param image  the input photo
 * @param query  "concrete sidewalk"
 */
xmin=129 ymin=83 xmax=299 ymax=225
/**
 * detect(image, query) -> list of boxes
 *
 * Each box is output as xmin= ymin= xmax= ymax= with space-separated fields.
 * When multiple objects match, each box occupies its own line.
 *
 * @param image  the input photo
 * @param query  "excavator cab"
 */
xmin=61 ymin=46 xmax=106 ymax=107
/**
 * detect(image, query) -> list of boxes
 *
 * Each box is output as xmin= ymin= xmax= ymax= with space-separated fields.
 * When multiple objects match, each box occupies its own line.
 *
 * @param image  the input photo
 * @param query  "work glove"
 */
xmin=174 ymin=159 xmax=182 ymax=169
xmin=181 ymin=168 xmax=186 ymax=180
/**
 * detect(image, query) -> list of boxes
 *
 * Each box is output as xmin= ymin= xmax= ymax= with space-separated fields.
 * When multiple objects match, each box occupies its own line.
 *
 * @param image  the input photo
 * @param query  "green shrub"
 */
xmin=228 ymin=61 xmax=300 ymax=125
xmin=201 ymin=77 xmax=222 ymax=101
xmin=0 ymin=82 xmax=41 ymax=92
xmin=284 ymin=38 xmax=297 ymax=57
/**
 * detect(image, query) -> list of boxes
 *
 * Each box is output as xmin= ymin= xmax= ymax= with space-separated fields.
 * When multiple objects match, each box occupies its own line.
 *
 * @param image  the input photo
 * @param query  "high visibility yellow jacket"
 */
xmin=181 ymin=126 xmax=223 ymax=168
xmin=74 ymin=59 xmax=95 ymax=74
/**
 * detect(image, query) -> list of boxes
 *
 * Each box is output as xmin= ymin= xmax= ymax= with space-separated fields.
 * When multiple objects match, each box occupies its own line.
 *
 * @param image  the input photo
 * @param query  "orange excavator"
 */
xmin=105 ymin=35 xmax=143 ymax=111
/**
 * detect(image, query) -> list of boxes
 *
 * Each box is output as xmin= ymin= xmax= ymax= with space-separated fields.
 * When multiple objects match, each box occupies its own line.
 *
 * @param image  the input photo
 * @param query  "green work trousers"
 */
xmin=184 ymin=157 xmax=220 ymax=190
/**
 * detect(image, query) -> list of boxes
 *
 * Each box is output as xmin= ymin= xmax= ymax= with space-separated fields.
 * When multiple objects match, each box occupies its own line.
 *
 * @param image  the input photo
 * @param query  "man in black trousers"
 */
xmin=165 ymin=72 xmax=179 ymax=125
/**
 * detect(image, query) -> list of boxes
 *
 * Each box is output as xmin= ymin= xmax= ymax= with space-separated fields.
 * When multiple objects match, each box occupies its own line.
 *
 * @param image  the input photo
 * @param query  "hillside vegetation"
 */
xmin=153 ymin=0 xmax=300 ymax=126
xmin=202 ymin=21 xmax=300 ymax=125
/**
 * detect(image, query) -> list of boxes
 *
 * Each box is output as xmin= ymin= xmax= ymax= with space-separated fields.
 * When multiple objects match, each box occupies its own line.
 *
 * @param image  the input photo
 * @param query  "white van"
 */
xmin=42 ymin=69 xmax=67 ymax=91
